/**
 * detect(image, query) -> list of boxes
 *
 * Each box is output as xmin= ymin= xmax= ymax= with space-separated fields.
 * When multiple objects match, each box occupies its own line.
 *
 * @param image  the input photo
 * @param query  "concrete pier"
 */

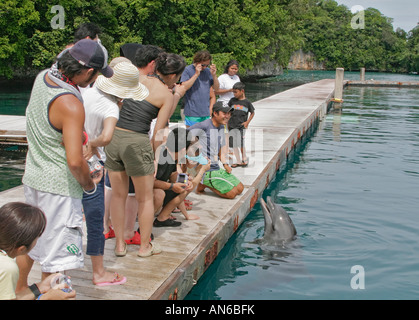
xmin=0 ymin=79 xmax=336 ymax=300
xmin=333 ymin=67 xmax=344 ymax=103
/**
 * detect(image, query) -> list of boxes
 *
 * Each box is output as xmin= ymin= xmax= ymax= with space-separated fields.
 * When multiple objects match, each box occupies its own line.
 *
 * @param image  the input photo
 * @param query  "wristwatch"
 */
xmin=29 ymin=283 xmax=42 ymax=299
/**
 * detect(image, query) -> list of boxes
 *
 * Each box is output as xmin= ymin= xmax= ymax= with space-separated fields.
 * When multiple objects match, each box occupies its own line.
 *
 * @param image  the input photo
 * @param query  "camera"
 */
xmin=176 ymin=173 xmax=188 ymax=184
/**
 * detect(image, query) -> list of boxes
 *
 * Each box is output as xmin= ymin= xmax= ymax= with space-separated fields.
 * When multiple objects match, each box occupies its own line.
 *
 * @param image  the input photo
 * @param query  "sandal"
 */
xmin=114 ymin=242 xmax=127 ymax=257
xmin=125 ymin=230 xmax=141 ymax=245
xmin=104 ymin=226 xmax=115 ymax=239
xmin=95 ymin=273 xmax=127 ymax=287
xmin=231 ymin=163 xmax=239 ymax=168
xmin=137 ymin=242 xmax=162 ymax=258
xmin=125 ymin=229 xmax=154 ymax=244
xmin=184 ymin=199 xmax=192 ymax=210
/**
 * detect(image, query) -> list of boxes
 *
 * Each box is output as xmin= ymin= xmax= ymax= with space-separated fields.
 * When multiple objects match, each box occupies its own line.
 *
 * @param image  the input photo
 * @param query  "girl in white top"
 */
xmin=215 ymin=59 xmax=240 ymax=103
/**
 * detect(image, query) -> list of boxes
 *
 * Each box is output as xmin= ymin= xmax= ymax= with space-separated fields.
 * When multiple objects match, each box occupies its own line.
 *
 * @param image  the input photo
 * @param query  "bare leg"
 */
xmin=103 ymin=187 xmax=112 ymax=234
xmin=241 ymin=146 xmax=248 ymax=165
xmin=15 ymin=254 xmax=34 ymax=292
xmin=90 ymin=255 xmax=123 ymax=285
xmin=124 ymin=196 xmax=138 ymax=239
xmin=108 ymin=170 xmax=129 ymax=254
xmin=233 ymin=147 xmax=242 ymax=165
xmin=131 ymin=174 xmax=155 ymax=255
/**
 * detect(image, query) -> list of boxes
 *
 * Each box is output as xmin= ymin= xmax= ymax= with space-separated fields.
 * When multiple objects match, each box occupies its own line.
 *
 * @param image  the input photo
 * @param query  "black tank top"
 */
xmin=117 ymin=98 xmax=159 ymax=134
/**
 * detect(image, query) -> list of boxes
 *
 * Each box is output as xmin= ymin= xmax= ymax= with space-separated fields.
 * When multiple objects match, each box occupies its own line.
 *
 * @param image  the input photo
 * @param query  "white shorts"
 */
xmin=24 ymin=185 xmax=84 ymax=273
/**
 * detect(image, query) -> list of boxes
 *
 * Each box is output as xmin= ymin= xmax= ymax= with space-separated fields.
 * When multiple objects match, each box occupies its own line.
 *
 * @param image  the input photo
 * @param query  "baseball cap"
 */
xmin=213 ymin=101 xmax=233 ymax=113
xmin=69 ymin=39 xmax=113 ymax=78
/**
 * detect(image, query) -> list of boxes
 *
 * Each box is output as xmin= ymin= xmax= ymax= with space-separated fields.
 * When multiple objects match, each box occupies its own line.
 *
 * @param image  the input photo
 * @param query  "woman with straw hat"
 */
xmin=105 ymin=52 xmax=186 ymax=258
xmin=81 ymin=60 xmax=148 ymax=286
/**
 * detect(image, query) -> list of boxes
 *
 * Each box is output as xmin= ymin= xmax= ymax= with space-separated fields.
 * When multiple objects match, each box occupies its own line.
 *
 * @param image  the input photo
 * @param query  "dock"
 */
xmin=0 ymin=78 xmax=337 ymax=300
xmin=0 ymin=115 xmax=26 ymax=145
xmin=346 ymin=80 xmax=419 ymax=88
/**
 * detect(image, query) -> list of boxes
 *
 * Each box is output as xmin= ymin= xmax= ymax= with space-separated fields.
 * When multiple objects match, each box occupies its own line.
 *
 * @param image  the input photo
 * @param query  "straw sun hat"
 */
xmin=95 ymin=61 xmax=149 ymax=100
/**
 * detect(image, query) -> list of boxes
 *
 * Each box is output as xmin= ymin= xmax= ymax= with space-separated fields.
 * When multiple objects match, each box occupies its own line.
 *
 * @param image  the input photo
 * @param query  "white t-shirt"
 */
xmin=0 ymin=251 xmax=19 ymax=300
xmin=217 ymin=74 xmax=240 ymax=103
xmin=82 ymin=86 xmax=120 ymax=162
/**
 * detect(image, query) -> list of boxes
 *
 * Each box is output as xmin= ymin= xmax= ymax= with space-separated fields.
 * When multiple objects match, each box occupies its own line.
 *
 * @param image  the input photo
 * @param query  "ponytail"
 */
xmin=155 ymin=52 xmax=186 ymax=76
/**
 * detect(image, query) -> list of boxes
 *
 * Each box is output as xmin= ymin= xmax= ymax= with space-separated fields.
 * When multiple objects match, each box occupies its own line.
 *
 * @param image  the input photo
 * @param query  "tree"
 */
xmin=406 ymin=25 xmax=419 ymax=72
xmin=0 ymin=0 xmax=40 ymax=78
xmin=0 ymin=0 xmax=414 ymax=79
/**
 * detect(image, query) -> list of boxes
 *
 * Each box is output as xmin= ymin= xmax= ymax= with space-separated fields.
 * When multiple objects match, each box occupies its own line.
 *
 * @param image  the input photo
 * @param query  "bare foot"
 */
xmin=196 ymin=183 xmax=206 ymax=194
xmin=93 ymin=271 xmax=125 ymax=286
xmin=185 ymin=213 xmax=200 ymax=220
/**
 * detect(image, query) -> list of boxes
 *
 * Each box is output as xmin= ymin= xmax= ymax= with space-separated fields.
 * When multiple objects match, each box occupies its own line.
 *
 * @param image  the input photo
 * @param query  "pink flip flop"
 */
xmin=95 ymin=273 xmax=127 ymax=287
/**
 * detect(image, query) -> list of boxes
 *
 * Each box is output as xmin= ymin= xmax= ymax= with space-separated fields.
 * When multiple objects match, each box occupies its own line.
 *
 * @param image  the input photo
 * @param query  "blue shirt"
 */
xmin=188 ymin=119 xmax=225 ymax=171
xmin=181 ymin=64 xmax=214 ymax=117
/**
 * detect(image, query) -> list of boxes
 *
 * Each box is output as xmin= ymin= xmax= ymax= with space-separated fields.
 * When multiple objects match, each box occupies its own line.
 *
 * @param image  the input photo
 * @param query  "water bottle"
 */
xmin=50 ymin=274 xmax=73 ymax=293
xmin=87 ymin=155 xmax=103 ymax=179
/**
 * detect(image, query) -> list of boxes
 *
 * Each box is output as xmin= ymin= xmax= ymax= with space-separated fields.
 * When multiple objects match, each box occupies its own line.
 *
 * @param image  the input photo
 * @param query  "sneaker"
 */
xmin=153 ymin=218 xmax=182 ymax=228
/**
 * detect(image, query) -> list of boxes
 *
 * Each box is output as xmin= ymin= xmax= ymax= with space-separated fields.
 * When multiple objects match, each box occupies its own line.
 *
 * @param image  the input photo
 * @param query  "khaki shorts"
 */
xmin=24 ymin=185 xmax=84 ymax=273
xmin=105 ymin=129 xmax=155 ymax=177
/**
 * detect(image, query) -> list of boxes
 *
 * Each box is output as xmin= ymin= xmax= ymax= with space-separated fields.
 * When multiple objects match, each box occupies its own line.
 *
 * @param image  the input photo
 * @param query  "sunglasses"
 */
xmin=201 ymin=62 xmax=212 ymax=68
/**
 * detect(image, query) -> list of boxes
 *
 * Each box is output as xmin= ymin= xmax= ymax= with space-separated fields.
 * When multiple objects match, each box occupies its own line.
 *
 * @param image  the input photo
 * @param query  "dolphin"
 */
xmin=260 ymin=196 xmax=297 ymax=246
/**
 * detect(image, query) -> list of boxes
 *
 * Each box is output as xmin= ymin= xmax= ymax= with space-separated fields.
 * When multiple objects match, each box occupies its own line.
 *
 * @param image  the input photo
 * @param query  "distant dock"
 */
xmin=346 ymin=80 xmax=419 ymax=88
xmin=0 ymin=115 xmax=26 ymax=146
xmin=1 ymin=79 xmax=336 ymax=299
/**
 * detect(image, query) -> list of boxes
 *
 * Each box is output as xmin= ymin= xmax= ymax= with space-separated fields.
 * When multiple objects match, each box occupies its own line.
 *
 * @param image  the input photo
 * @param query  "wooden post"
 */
xmin=360 ymin=68 xmax=365 ymax=81
xmin=332 ymin=68 xmax=344 ymax=105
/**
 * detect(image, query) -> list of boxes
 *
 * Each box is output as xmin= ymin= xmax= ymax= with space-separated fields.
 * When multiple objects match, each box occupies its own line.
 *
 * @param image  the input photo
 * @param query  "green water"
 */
xmin=186 ymin=84 xmax=419 ymax=300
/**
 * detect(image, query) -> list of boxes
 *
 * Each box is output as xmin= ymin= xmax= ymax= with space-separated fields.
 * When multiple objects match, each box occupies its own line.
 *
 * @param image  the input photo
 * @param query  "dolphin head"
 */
xmin=260 ymin=196 xmax=297 ymax=244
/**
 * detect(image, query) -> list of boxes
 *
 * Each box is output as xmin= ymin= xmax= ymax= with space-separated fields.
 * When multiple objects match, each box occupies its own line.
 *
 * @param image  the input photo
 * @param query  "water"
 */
xmin=186 ymin=81 xmax=419 ymax=300
xmin=0 ymin=83 xmax=32 ymax=116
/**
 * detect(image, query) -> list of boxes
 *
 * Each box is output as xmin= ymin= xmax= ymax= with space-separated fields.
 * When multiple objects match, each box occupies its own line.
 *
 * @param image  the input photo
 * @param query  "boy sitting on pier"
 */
xmin=228 ymin=82 xmax=255 ymax=167
xmin=153 ymin=127 xmax=210 ymax=225
xmin=188 ymin=102 xmax=244 ymax=199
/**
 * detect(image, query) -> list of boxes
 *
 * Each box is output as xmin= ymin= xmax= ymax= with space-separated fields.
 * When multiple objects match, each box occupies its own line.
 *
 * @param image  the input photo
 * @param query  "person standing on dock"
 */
xmin=180 ymin=50 xmax=220 ymax=127
xmin=215 ymin=59 xmax=240 ymax=104
xmin=228 ymin=82 xmax=255 ymax=167
xmin=105 ymin=52 xmax=186 ymax=258
xmin=81 ymin=60 xmax=149 ymax=286
xmin=16 ymin=39 xmax=112 ymax=293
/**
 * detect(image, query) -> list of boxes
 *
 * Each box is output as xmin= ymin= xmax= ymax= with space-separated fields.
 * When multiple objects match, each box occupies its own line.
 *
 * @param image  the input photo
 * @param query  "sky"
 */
xmin=334 ymin=0 xmax=418 ymax=32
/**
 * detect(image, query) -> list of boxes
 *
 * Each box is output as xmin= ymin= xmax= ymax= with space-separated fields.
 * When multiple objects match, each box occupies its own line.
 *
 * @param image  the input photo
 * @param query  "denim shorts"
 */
xmin=105 ymin=128 xmax=155 ymax=177
xmin=82 ymin=167 xmax=105 ymax=256
xmin=105 ymin=171 xmax=136 ymax=195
